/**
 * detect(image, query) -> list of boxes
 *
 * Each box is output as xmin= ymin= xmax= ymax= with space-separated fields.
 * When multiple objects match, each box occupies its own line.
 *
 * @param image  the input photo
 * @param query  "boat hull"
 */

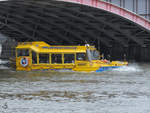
xmin=96 ymin=66 xmax=121 ymax=72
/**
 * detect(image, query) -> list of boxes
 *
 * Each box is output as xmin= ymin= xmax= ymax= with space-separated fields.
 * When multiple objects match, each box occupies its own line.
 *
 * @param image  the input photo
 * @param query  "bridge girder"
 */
xmin=0 ymin=0 xmax=150 ymax=48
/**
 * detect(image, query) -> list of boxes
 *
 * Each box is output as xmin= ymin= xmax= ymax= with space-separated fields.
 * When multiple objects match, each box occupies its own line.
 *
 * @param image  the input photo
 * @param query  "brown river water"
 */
xmin=0 ymin=62 xmax=150 ymax=113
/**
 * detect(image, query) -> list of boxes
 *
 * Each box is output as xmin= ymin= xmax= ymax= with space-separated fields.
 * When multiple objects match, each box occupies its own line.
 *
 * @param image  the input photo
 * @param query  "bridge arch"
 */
xmin=0 ymin=0 xmax=150 ymax=61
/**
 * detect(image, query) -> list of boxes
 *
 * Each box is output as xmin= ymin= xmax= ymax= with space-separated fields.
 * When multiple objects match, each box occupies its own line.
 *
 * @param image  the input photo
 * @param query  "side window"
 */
xmin=51 ymin=54 xmax=62 ymax=64
xmin=76 ymin=53 xmax=86 ymax=61
xmin=17 ymin=49 xmax=29 ymax=57
xmin=64 ymin=54 xmax=75 ymax=63
xmin=39 ymin=54 xmax=49 ymax=63
xmin=32 ymin=51 xmax=37 ymax=64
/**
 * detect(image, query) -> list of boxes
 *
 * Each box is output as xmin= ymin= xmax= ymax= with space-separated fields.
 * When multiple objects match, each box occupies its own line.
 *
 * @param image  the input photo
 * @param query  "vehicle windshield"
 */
xmin=90 ymin=50 xmax=100 ymax=60
xmin=17 ymin=49 xmax=29 ymax=57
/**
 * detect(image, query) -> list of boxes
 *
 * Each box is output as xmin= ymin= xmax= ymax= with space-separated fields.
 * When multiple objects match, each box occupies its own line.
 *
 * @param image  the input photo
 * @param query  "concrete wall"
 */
xmin=102 ymin=45 xmax=150 ymax=62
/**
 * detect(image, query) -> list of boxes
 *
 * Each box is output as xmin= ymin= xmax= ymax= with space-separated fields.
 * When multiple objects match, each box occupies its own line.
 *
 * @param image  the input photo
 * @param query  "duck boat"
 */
xmin=14 ymin=41 xmax=128 ymax=72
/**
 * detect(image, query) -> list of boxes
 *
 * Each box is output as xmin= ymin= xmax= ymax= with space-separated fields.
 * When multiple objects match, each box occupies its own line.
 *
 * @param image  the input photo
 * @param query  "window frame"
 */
xmin=51 ymin=53 xmax=63 ymax=64
xmin=76 ymin=52 xmax=87 ymax=61
xmin=63 ymin=53 xmax=75 ymax=64
xmin=17 ymin=49 xmax=30 ymax=57
xmin=31 ymin=51 xmax=37 ymax=64
xmin=39 ymin=53 xmax=50 ymax=64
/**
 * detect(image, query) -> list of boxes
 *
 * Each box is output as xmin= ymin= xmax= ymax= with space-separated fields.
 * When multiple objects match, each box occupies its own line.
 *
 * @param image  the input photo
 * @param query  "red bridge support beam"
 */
xmin=61 ymin=0 xmax=150 ymax=31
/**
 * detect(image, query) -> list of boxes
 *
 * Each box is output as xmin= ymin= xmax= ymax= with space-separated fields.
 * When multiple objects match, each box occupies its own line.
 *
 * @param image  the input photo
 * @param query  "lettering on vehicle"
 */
xmin=78 ymin=63 xmax=87 ymax=66
xmin=42 ymin=47 xmax=77 ymax=49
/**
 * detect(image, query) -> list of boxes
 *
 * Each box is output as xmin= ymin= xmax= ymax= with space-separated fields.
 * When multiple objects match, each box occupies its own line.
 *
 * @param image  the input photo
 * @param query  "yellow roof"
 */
xmin=16 ymin=41 xmax=96 ymax=53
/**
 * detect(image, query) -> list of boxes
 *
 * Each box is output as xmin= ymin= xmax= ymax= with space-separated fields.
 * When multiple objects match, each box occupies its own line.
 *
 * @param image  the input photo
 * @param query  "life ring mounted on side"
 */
xmin=20 ymin=57 xmax=29 ymax=67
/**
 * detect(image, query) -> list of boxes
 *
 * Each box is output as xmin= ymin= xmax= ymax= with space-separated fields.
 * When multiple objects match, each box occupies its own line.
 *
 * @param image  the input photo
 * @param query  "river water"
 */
xmin=0 ymin=63 xmax=150 ymax=113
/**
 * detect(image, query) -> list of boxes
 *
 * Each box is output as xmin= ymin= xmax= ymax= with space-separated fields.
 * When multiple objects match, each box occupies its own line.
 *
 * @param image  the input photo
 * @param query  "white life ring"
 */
xmin=20 ymin=57 xmax=28 ymax=67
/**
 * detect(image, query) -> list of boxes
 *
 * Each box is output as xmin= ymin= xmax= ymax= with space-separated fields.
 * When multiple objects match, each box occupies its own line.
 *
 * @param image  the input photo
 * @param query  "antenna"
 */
xmin=98 ymin=38 xmax=100 ymax=51
xmin=85 ymin=40 xmax=88 ymax=44
xmin=124 ymin=54 xmax=126 ymax=61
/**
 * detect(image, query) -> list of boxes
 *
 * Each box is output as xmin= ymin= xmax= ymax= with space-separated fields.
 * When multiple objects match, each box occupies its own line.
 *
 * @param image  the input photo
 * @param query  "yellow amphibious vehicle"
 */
xmin=14 ymin=41 xmax=128 ymax=72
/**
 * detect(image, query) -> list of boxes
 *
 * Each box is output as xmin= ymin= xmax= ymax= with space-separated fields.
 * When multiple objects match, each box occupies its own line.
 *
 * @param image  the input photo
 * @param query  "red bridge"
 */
xmin=63 ymin=0 xmax=150 ymax=30
xmin=61 ymin=0 xmax=150 ymax=47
